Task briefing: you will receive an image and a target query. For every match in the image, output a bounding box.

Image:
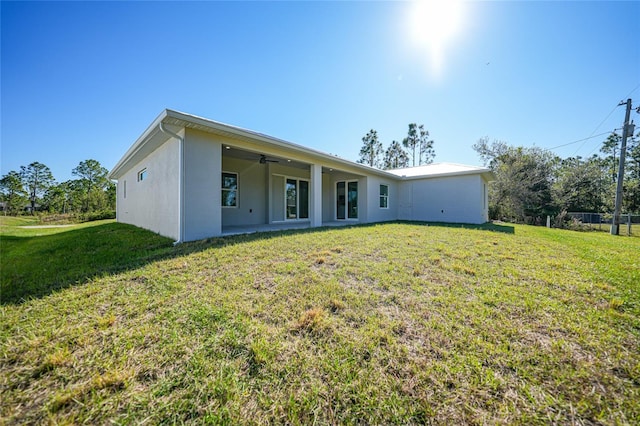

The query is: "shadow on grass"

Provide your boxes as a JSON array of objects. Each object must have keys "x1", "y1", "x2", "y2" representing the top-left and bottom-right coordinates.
[
  {"x1": 396, "y1": 220, "x2": 516, "y2": 234},
  {"x1": 1, "y1": 223, "x2": 177, "y2": 305},
  {"x1": 1, "y1": 220, "x2": 513, "y2": 305}
]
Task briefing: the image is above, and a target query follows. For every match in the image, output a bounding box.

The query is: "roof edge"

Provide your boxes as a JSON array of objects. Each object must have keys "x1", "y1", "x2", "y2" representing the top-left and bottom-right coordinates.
[
  {"x1": 108, "y1": 109, "x2": 170, "y2": 179},
  {"x1": 162, "y1": 109, "x2": 401, "y2": 178},
  {"x1": 110, "y1": 108, "x2": 399, "y2": 180},
  {"x1": 387, "y1": 162, "x2": 495, "y2": 181},
  {"x1": 398, "y1": 169, "x2": 495, "y2": 181},
  {"x1": 109, "y1": 110, "x2": 495, "y2": 183}
]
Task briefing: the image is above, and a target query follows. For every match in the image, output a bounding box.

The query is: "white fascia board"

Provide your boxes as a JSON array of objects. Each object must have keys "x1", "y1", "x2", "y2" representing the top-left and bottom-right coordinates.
[
  {"x1": 163, "y1": 109, "x2": 399, "y2": 180},
  {"x1": 109, "y1": 109, "x2": 493, "y2": 183},
  {"x1": 108, "y1": 110, "x2": 171, "y2": 180},
  {"x1": 387, "y1": 162, "x2": 495, "y2": 182},
  {"x1": 399, "y1": 169, "x2": 495, "y2": 181}
]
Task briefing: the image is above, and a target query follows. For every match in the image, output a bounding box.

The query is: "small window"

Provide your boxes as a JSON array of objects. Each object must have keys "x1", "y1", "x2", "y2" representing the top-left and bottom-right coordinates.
[
  {"x1": 379, "y1": 184, "x2": 389, "y2": 209},
  {"x1": 123, "y1": 180, "x2": 127, "y2": 198},
  {"x1": 137, "y1": 168, "x2": 147, "y2": 182},
  {"x1": 222, "y1": 172, "x2": 238, "y2": 207}
]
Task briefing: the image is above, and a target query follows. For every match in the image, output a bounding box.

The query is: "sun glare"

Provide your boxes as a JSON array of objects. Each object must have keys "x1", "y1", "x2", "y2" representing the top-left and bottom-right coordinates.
[{"x1": 409, "y1": 0, "x2": 464, "y2": 75}]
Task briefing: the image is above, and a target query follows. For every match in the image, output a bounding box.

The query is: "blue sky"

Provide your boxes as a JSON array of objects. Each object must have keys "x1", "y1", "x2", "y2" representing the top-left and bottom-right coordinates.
[{"x1": 2, "y1": 1, "x2": 639, "y2": 182}]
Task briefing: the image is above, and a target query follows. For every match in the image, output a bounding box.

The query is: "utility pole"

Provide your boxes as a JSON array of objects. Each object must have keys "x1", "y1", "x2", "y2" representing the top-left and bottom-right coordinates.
[{"x1": 611, "y1": 99, "x2": 633, "y2": 235}]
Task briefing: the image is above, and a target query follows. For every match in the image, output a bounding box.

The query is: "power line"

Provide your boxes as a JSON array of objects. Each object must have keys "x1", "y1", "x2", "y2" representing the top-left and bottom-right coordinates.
[
  {"x1": 572, "y1": 103, "x2": 620, "y2": 156},
  {"x1": 624, "y1": 83, "x2": 640, "y2": 98},
  {"x1": 571, "y1": 84, "x2": 640, "y2": 156},
  {"x1": 584, "y1": 128, "x2": 624, "y2": 157},
  {"x1": 547, "y1": 130, "x2": 613, "y2": 150}
]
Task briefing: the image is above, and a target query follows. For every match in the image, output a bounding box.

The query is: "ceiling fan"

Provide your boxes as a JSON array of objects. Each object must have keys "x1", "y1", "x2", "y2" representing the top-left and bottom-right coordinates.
[{"x1": 259, "y1": 155, "x2": 279, "y2": 164}]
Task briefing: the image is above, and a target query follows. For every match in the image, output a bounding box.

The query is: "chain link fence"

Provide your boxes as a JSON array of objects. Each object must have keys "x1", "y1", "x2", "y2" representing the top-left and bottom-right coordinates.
[{"x1": 561, "y1": 212, "x2": 639, "y2": 236}]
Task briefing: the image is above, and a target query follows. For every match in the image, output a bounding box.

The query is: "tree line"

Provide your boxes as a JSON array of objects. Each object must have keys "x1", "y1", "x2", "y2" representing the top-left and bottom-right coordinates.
[
  {"x1": 357, "y1": 123, "x2": 435, "y2": 169},
  {"x1": 0, "y1": 159, "x2": 115, "y2": 217},
  {"x1": 7, "y1": 129, "x2": 635, "y2": 224},
  {"x1": 474, "y1": 131, "x2": 640, "y2": 224}
]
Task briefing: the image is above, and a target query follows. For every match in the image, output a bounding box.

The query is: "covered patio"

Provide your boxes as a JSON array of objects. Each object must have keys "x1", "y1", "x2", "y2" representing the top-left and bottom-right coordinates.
[
  {"x1": 221, "y1": 144, "x2": 365, "y2": 234},
  {"x1": 221, "y1": 220, "x2": 356, "y2": 237}
]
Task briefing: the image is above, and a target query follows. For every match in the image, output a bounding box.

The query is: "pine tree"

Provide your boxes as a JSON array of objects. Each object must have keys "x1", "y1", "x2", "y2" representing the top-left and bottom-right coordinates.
[
  {"x1": 357, "y1": 129, "x2": 383, "y2": 168},
  {"x1": 0, "y1": 171, "x2": 27, "y2": 214},
  {"x1": 20, "y1": 162, "x2": 55, "y2": 214},
  {"x1": 403, "y1": 123, "x2": 435, "y2": 166},
  {"x1": 383, "y1": 141, "x2": 409, "y2": 169}
]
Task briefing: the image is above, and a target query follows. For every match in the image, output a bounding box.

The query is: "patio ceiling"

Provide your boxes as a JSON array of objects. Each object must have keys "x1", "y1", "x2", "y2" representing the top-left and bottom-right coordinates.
[{"x1": 222, "y1": 145, "x2": 309, "y2": 170}]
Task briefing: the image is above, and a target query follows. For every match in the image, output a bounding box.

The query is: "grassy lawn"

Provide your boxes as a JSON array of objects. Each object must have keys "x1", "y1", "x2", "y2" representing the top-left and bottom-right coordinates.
[
  {"x1": 1, "y1": 221, "x2": 638, "y2": 424},
  {"x1": 0, "y1": 215, "x2": 40, "y2": 227},
  {"x1": 584, "y1": 222, "x2": 640, "y2": 237},
  {"x1": 1, "y1": 219, "x2": 175, "y2": 303}
]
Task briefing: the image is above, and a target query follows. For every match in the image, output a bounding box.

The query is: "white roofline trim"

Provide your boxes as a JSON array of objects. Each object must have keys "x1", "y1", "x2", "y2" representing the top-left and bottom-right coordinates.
[
  {"x1": 387, "y1": 162, "x2": 495, "y2": 181},
  {"x1": 109, "y1": 110, "x2": 170, "y2": 179},
  {"x1": 396, "y1": 169, "x2": 495, "y2": 181},
  {"x1": 109, "y1": 109, "x2": 399, "y2": 180},
  {"x1": 109, "y1": 109, "x2": 494, "y2": 182},
  {"x1": 161, "y1": 109, "x2": 399, "y2": 179}
]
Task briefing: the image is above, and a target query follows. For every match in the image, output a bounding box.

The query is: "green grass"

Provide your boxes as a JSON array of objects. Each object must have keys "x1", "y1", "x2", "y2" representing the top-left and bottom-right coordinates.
[
  {"x1": 0, "y1": 215, "x2": 39, "y2": 227},
  {"x1": 1, "y1": 220, "x2": 175, "y2": 303},
  {"x1": 583, "y1": 222, "x2": 640, "y2": 237},
  {"x1": 1, "y1": 221, "x2": 638, "y2": 424}
]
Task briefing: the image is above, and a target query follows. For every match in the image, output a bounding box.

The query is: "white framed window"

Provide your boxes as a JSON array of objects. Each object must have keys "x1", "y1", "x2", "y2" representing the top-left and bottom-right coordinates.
[
  {"x1": 222, "y1": 172, "x2": 238, "y2": 208},
  {"x1": 379, "y1": 184, "x2": 389, "y2": 209},
  {"x1": 137, "y1": 168, "x2": 147, "y2": 182}
]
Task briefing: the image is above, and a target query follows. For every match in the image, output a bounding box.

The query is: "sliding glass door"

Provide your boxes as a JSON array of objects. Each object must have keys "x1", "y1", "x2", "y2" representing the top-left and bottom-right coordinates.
[
  {"x1": 336, "y1": 180, "x2": 357, "y2": 220},
  {"x1": 299, "y1": 180, "x2": 309, "y2": 219},
  {"x1": 347, "y1": 181, "x2": 358, "y2": 219},
  {"x1": 285, "y1": 178, "x2": 309, "y2": 220},
  {"x1": 337, "y1": 182, "x2": 346, "y2": 220}
]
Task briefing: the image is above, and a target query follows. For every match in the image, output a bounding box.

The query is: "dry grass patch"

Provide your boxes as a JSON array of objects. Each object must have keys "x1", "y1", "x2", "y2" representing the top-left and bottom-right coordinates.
[
  {"x1": 328, "y1": 299, "x2": 346, "y2": 313},
  {"x1": 294, "y1": 308, "x2": 328, "y2": 333},
  {"x1": 49, "y1": 369, "x2": 135, "y2": 413}
]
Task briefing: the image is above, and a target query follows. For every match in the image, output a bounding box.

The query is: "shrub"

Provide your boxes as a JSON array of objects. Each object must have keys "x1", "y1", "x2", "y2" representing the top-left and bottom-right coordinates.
[{"x1": 79, "y1": 210, "x2": 116, "y2": 222}]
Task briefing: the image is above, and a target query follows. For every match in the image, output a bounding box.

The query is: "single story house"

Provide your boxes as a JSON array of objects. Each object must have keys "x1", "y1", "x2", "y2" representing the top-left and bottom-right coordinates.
[{"x1": 108, "y1": 109, "x2": 494, "y2": 243}]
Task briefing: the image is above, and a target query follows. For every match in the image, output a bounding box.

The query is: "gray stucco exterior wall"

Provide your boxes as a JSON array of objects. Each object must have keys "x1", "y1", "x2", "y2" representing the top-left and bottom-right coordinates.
[
  {"x1": 183, "y1": 129, "x2": 222, "y2": 241},
  {"x1": 110, "y1": 110, "x2": 493, "y2": 242},
  {"x1": 398, "y1": 174, "x2": 488, "y2": 224},
  {"x1": 365, "y1": 176, "x2": 398, "y2": 224},
  {"x1": 116, "y1": 136, "x2": 180, "y2": 240}
]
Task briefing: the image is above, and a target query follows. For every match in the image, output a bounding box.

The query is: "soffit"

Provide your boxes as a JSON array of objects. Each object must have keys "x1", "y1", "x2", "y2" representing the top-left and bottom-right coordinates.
[
  {"x1": 113, "y1": 109, "x2": 489, "y2": 182},
  {"x1": 162, "y1": 110, "x2": 398, "y2": 179},
  {"x1": 222, "y1": 147, "x2": 309, "y2": 171},
  {"x1": 387, "y1": 163, "x2": 495, "y2": 182}
]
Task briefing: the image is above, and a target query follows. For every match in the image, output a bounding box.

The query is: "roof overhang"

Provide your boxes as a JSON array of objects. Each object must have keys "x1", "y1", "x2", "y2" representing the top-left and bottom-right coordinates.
[
  {"x1": 109, "y1": 109, "x2": 496, "y2": 183},
  {"x1": 398, "y1": 169, "x2": 496, "y2": 182},
  {"x1": 109, "y1": 109, "x2": 399, "y2": 180},
  {"x1": 387, "y1": 163, "x2": 495, "y2": 182}
]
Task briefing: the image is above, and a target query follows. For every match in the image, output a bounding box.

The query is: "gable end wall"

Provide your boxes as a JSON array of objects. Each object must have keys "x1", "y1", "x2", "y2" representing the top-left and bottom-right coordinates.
[{"x1": 399, "y1": 174, "x2": 487, "y2": 224}]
